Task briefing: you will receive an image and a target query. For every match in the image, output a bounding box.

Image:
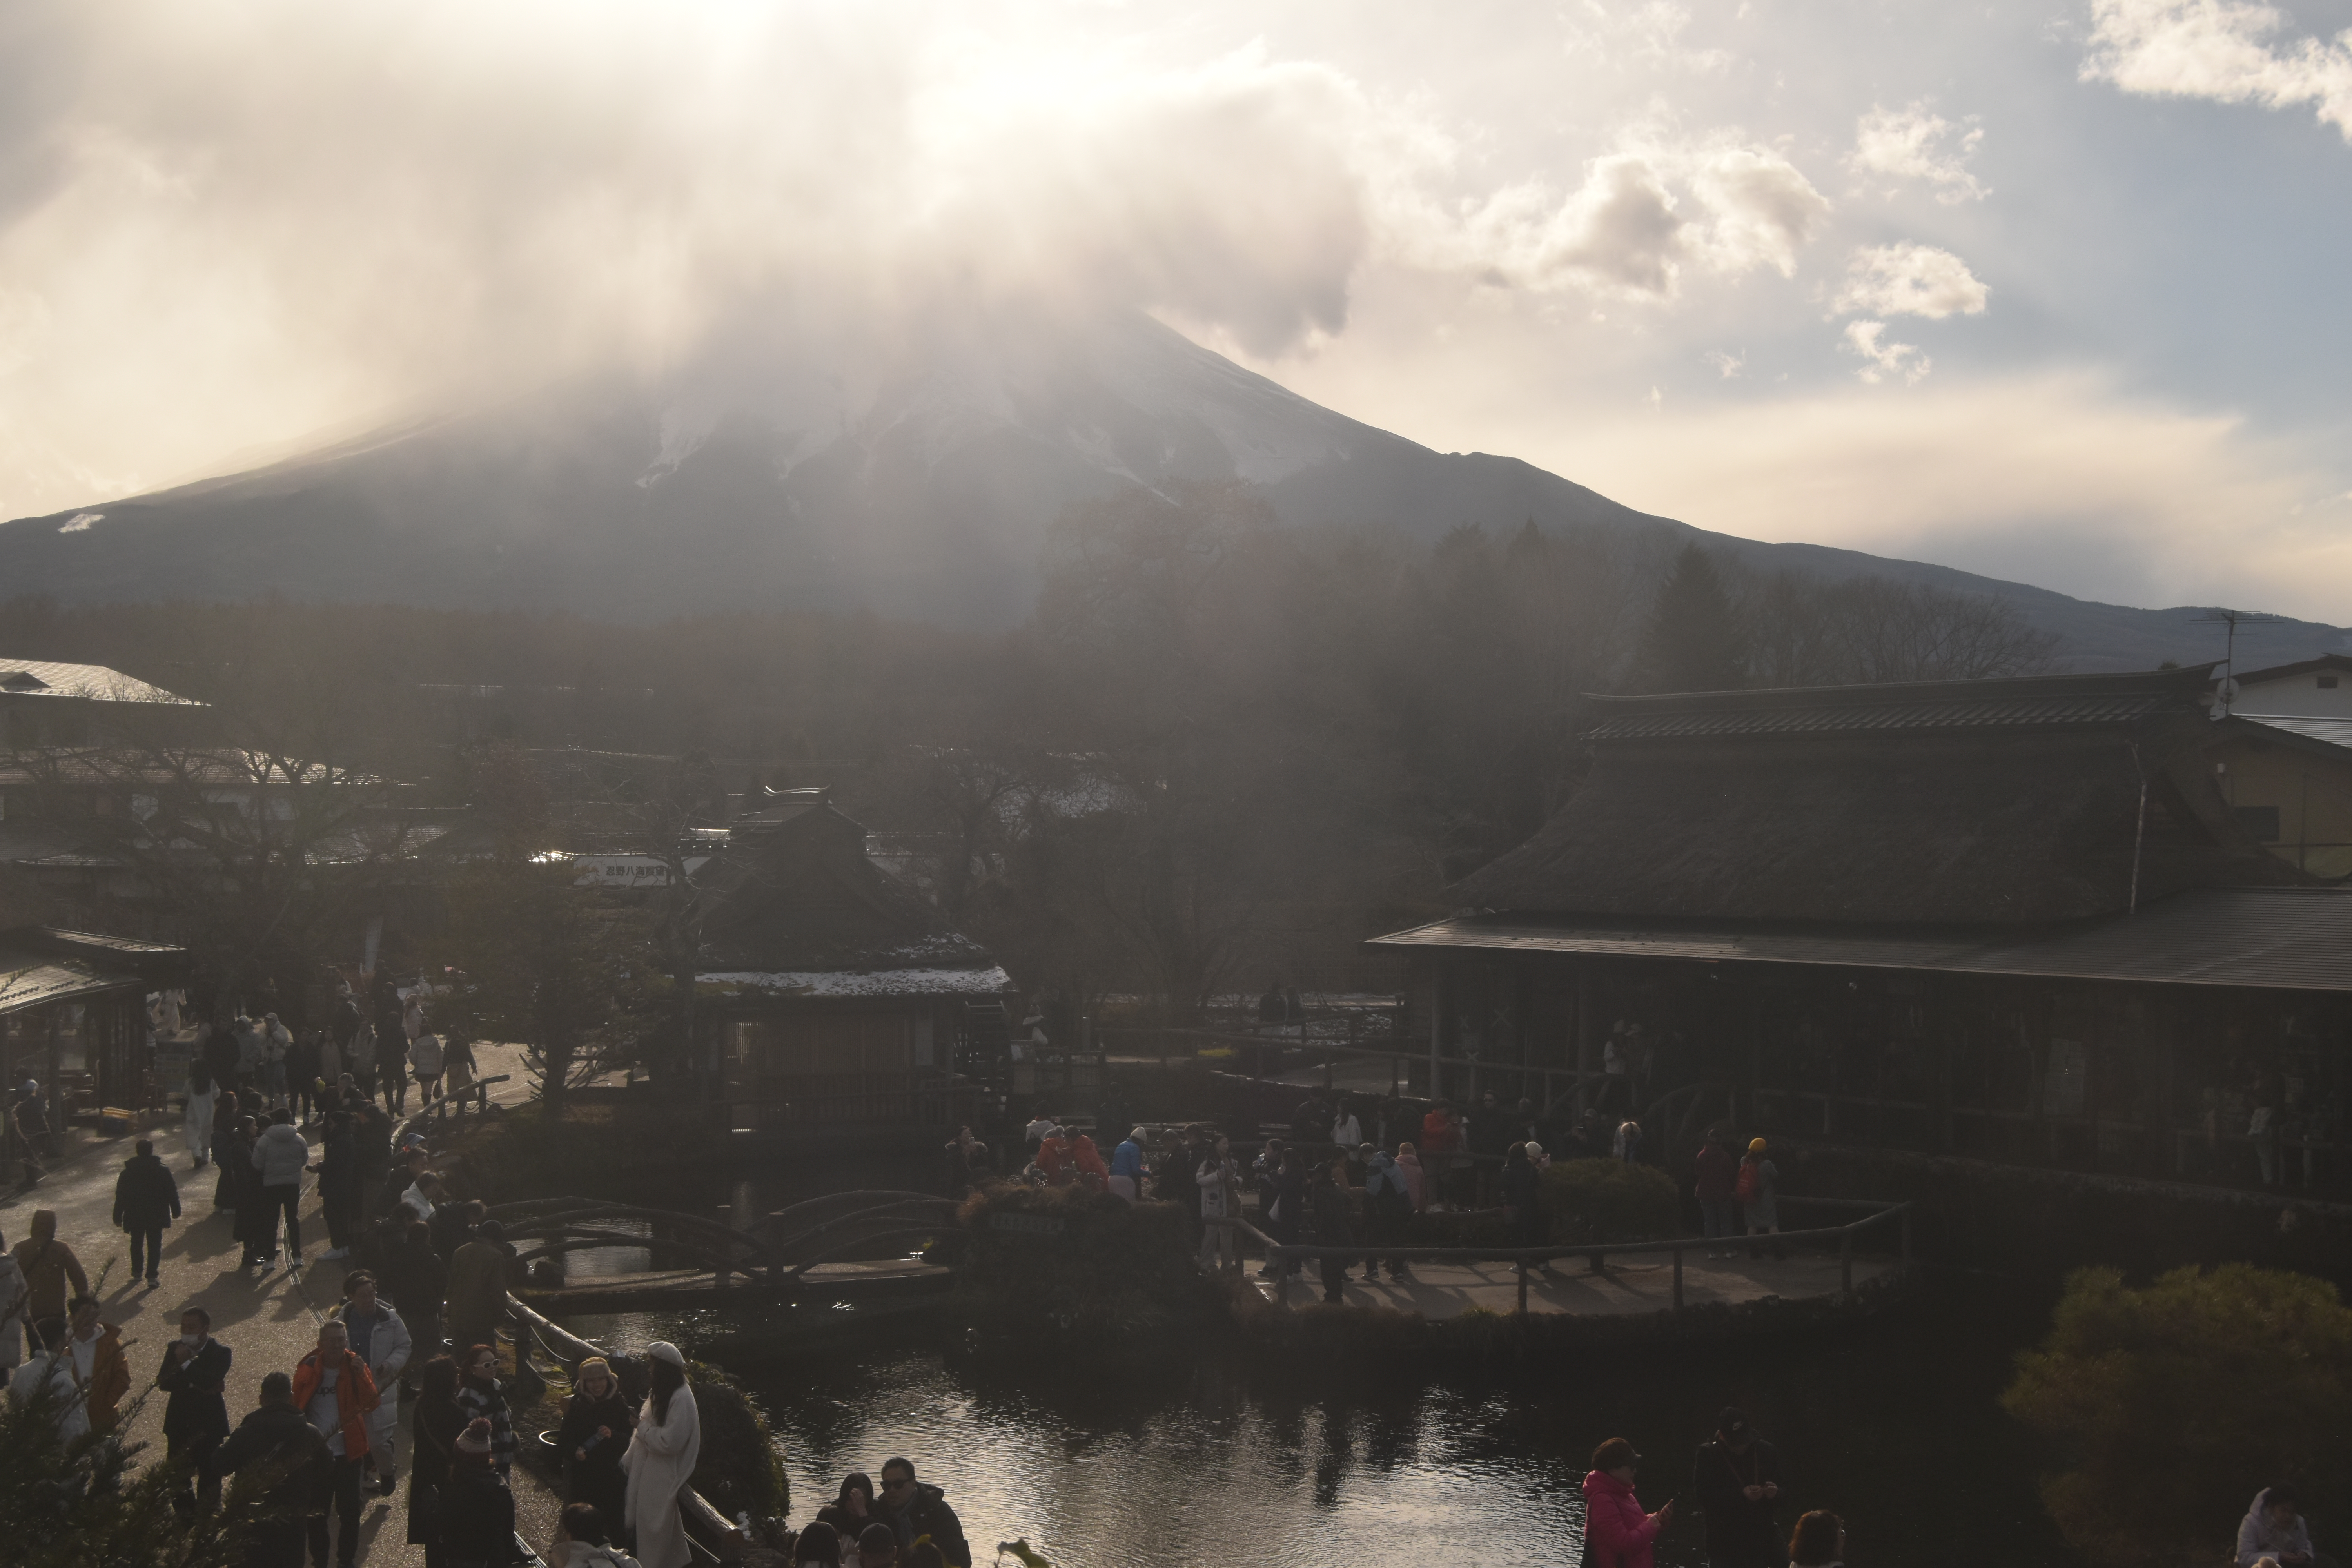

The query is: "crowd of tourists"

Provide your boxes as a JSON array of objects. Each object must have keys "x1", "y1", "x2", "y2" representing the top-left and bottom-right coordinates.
[
  {"x1": 796, "y1": 1461, "x2": 971, "y2": 1567},
  {"x1": 4, "y1": 1184, "x2": 702, "y2": 1568}
]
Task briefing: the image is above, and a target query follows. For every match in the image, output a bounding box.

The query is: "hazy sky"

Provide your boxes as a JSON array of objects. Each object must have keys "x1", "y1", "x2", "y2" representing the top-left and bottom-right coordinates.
[{"x1": 2, "y1": 0, "x2": 2350, "y2": 619}]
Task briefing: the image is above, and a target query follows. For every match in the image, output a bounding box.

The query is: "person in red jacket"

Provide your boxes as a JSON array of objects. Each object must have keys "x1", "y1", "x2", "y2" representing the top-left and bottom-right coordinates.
[
  {"x1": 1693, "y1": 1128, "x2": 1739, "y2": 1259},
  {"x1": 1582, "y1": 1437, "x2": 1674, "y2": 1568},
  {"x1": 292, "y1": 1319, "x2": 381, "y2": 1568}
]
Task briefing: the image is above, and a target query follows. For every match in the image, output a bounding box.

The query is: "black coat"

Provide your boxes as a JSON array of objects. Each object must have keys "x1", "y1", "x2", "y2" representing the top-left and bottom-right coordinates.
[
  {"x1": 1692, "y1": 1436, "x2": 1783, "y2": 1568},
  {"x1": 202, "y1": 1031, "x2": 241, "y2": 1084},
  {"x1": 443, "y1": 1455, "x2": 519, "y2": 1563},
  {"x1": 114, "y1": 1152, "x2": 182, "y2": 1231},
  {"x1": 218, "y1": 1402, "x2": 328, "y2": 1515},
  {"x1": 157, "y1": 1336, "x2": 233, "y2": 1439},
  {"x1": 408, "y1": 1397, "x2": 465, "y2": 1547},
  {"x1": 318, "y1": 1129, "x2": 359, "y2": 1197},
  {"x1": 557, "y1": 1387, "x2": 635, "y2": 1515},
  {"x1": 1310, "y1": 1179, "x2": 1354, "y2": 1244},
  {"x1": 886, "y1": 1483, "x2": 972, "y2": 1568}
]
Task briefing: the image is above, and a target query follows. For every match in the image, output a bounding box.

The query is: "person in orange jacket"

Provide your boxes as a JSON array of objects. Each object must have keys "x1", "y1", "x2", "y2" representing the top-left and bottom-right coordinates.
[{"x1": 291, "y1": 1318, "x2": 380, "y2": 1568}]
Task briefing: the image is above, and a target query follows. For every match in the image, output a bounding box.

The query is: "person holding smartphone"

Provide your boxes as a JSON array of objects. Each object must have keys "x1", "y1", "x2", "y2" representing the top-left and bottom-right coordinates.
[{"x1": 1583, "y1": 1437, "x2": 1674, "y2": 1568}]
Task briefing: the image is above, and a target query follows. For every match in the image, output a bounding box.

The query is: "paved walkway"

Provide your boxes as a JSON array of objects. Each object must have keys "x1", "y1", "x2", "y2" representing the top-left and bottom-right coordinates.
[
  {"x1": 1255, "y1": 1249, "x2": 1895, "y2": 1314},
  {"x1": 1, "y1": 1045, "x2": 557, "y2": 1568}
]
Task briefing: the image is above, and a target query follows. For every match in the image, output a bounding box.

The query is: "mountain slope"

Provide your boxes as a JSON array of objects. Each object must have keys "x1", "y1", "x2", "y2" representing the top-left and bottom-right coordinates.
[{"x1": 3, "y1": 310, "x2": 2345, "y2": 670}]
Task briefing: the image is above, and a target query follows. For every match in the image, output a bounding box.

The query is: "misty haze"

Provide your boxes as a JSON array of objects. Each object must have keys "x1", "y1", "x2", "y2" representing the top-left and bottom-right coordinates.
[{"x1": 2, "y1": 7, "x2": 2349, "y2": 1568}]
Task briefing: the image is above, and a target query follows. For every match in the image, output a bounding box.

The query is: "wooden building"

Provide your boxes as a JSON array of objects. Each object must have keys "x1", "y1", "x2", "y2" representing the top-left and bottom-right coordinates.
[
  {"x1": 692, "y1": 789, "x2": 1011, "y2": 1142},
  {"x1": 0, "y1": 927, "x2": 187, "y2": 1150},
  {"x1": 1367, "y1": 667, "x2": 2352, "y2": 1188}
]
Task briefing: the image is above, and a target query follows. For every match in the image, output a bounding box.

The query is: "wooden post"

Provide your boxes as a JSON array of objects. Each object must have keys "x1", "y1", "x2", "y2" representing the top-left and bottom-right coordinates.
[
  {"x1": 1839, "y1": 1226, "x2": 1853, "y2": 1300},
  {"x1": 1516, "y1": 1256, "x2": 1528, "y2": 1316},
  {"x1": 1575, "y1": 962, "x2": 1595, "y2": 1117},
  {"x1": 1430, "y1": 965, "x2": 1445, "y2": 1103},
  {"x1": 1672, "y1": 1246, "x2": 1684, "y2": 1309}
]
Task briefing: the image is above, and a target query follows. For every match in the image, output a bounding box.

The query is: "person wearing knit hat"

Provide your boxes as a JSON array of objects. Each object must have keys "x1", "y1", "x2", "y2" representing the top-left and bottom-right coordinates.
[
  {"x1": 445, "y1": 1415, "x2": 518, "y2": 1567},
  {"x1": 559, "y1": 1355, "x2": 635, "y2": 1528},
  {"x1": 624, "y1": 1343, "x2": 701, "y2": 1568}
]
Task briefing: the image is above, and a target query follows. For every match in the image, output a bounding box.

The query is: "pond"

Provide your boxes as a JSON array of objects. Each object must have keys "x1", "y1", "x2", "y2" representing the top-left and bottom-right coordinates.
[{"x1": 562, "y1": 1272, "x2": 2075, "y2": 1568}]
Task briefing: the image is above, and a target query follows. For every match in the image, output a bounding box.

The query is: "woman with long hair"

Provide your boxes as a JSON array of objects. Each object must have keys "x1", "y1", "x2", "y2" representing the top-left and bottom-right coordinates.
[
  {"x1": 790, "y1": 1521, "x2": 840, "y2": 1567},
  {"x1": 409, "y1": 1355, "x2": 465, "y2": 1568},
  {"x1": 622, "y1": 1343, "x2": 701, "y2": 1568},
  {"x1": 813, "y1": 1473, "x2": 877, "y2": 1559}
]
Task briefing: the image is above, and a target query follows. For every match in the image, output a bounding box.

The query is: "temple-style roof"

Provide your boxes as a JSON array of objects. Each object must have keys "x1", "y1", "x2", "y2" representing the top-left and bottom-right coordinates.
[
  {"x1": 1451, "y1": 666, "x2": 2308, "y2": 926},
  {"x1": 693, "y1": 790, "x2": 995, "y2": 979}
]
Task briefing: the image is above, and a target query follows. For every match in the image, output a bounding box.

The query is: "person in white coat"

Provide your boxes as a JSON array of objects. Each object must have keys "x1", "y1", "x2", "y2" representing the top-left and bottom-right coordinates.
[
  {"x1": 185, "y1": 1066, "x2": 219, "y2": 1168},
  {"x1": 622, "y1": 1341, "x2": 701, "y2": 1568},
  {"x1": 327, "y1": 1270, "x2": 412, "y2": 1492}
]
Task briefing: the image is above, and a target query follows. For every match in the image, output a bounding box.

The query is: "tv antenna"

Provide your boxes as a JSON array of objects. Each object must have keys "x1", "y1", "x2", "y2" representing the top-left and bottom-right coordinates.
[{"x1": 2192, "y1": 608, "x2": 2285, "y2": 716}]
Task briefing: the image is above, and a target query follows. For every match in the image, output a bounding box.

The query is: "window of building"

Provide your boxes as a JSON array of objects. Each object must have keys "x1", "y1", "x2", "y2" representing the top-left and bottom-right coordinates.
[
  {"x1": 2321, "y1": 674, "x2": 2340, "y2": 689},
  {"x1": 2234, "y1": 804, "x2": 2283, "y2": 842}
]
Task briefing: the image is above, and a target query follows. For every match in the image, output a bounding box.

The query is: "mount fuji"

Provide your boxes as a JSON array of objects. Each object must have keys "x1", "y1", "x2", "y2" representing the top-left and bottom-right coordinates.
[{"x1": 3, "y1": 309, "x2": 2345, "y2": 669}]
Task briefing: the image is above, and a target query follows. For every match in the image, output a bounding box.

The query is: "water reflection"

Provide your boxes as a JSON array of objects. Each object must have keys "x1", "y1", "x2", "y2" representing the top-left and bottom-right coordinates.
[{"x1": 564, "y1": 1278, "x2": 2071, "y2": 1568}]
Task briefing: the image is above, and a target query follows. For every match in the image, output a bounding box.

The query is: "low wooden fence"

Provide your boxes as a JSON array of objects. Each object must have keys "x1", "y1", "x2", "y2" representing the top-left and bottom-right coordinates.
[{"x1": 1213, "y1": 1195, "x2": 1913, "y2": 1313}]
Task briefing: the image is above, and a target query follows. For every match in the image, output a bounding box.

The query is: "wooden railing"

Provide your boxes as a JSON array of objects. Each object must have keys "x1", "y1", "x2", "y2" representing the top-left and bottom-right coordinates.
[{"x1": 1212, "y1": 1195, "x2": 1913, "y2": 1313}]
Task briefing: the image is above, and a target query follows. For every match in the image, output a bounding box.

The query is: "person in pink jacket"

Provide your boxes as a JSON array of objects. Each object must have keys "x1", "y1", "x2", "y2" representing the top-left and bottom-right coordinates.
[{"x1": 1581, "y1": 1437, "x2": 1675, "y2": 1568}]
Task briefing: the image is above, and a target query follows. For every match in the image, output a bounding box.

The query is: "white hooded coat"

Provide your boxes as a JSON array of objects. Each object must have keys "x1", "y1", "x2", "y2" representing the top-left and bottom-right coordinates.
[{"x1": 622, "y1": 1379, "x2": 701, "y2": 1568}]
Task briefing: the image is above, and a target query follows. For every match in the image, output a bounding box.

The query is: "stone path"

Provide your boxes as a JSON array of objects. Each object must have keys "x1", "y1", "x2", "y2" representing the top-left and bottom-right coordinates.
[{"x1": 0, "y1": 1045, "x2": 558, "y2": 1568}]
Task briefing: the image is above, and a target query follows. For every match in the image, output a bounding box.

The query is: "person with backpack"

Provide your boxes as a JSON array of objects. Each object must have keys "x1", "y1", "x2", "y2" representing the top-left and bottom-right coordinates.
[
  {"x1": 1362, "y1": 1145, "x2": 1414, "y2": 1282},
  {"x1": 1739, "y1": 1138, "x2": 1784, "y2": 1261}
]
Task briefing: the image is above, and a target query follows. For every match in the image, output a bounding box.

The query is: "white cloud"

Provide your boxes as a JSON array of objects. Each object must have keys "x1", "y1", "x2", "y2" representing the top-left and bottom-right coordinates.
[
  {"x1": 1848, "y1": 102, "x2": 1988, "y2": 202},
  {"x1": 1705, "y1": 349, "x2": 1746, "y2": 378},
  {"x1": 1842, "y1": 320, "x2": 1932, "y2": 384},
  {"x1": 1444, "y1": 135, "x2": 1831, "y2": 301},
  {"x1": 2082, "y1": 0, "x2": 2352, "y2": 139},
  {"x1": 1832, "y1": 243, "x2": 1990, "y2": 318}
]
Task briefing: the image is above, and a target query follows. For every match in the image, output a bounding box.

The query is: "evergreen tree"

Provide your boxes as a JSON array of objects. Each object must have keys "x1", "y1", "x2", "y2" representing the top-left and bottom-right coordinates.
[{"x1": 1634, "y1": 543, "x2": 1749, "y2": 692}]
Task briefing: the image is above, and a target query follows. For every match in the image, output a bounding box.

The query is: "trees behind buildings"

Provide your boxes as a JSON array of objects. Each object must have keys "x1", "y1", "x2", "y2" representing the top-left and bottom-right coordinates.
[{"x1": 0, "y1": 485, "x2": 2057, "y2": 1023}]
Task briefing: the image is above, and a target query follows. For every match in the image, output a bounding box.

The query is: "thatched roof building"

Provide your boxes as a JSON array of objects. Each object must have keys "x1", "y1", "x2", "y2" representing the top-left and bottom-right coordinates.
[
  {"x1": 1450, "y1": 665, "x2": 2305, "y2": 926},
  {"x1": 1365, "y1": 668, "x2": 2351, "y2": 1196}
]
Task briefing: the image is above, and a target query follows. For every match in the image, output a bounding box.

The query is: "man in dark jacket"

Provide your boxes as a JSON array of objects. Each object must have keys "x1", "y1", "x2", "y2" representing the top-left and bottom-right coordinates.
[
  {"x1": 218, "y1": 1371, "x2": 328, "y2": 1568},
  {"x1": 1310, "y1": 1158, "x2": 1356, "y2": 1304},
  {"x1": 314, "y1": 1112, "x2": 362, "y2": 1260},
  {"x1": 113, "y1": 1138, "x2": 182, "y2": 1288},
  {"x1": 877, "y1": 1457, "x2": 971, "y2": 1567},
  {"x1": 1692, "y1": 1406, "x2": 1782, "y2": 1568},
  {"x1": 158, "y1": 1305, "x2": 232, "y2": 1513}
]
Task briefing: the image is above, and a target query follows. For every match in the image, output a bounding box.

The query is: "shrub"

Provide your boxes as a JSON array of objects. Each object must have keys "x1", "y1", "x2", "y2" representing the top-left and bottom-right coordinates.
[
  {"x1": 684, "y1": 1360, "x2": 791, "y2": 1523},
  {"x1": 1538, "y1": 1158, "x2": 1679, "y2": 1245},
  {"x1": 2002, "y1": 1264, "x2": 2352, "y2": 1568},
  {"x1": 955, "y1": 1182, "x2": 1212, "y2": 1339}
]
